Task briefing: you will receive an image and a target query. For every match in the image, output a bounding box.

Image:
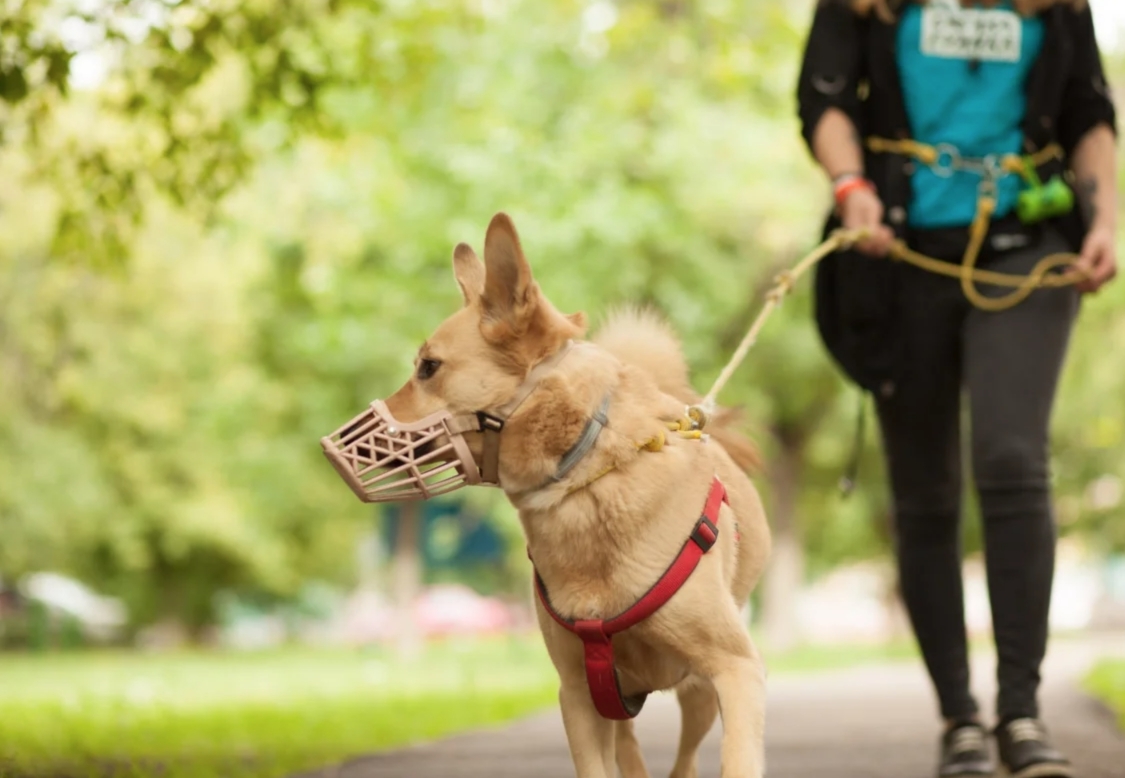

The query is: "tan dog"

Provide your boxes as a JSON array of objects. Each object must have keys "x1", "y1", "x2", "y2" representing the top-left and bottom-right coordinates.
[{"x1": 380, "y1": 213, "x2": 772, "y2": 778}]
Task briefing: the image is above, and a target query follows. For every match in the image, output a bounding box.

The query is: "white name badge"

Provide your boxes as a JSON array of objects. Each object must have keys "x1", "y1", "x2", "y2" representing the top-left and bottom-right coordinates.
[{"x1": 921, "y1": 6, "x2": 1023, "y2": 63}]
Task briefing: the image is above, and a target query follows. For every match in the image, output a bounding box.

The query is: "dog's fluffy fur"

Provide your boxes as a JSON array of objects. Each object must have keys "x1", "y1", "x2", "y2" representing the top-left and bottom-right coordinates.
[
  {"x1": 385, "y1": 214, "x2": 771, "y2": 778},
  {"x1": 594, "y1": 306, "x2": 762, "y2": 476}
]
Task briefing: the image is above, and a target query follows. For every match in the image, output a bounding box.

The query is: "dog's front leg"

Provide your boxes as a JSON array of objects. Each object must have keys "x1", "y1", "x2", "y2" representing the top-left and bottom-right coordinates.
[
  {"x1": 669, "y1": 677, "x2": 719, "y2": 778},
  {"x1": 559, "y1": 681, "x2": 616, "y2": 778},
  {"x1": 710, "y1": 646, "x2": 766, "y2": 778},
  {"x1": 615, "y1": 719, "x2": 652, "y2": 778}
]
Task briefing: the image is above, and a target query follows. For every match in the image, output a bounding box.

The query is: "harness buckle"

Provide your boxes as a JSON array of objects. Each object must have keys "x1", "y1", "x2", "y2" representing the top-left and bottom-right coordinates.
[
  {"x1": 476, "y1": 412, "x2": 505, "y2": 433},
  {"x1": 690, "y1": 515, "x2": 719, "y2": 552}
]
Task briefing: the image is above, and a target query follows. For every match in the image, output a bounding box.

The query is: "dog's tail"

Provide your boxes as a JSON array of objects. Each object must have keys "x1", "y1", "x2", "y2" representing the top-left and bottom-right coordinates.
[
  {"x1": 594, "y1": 306, "x2": 695, "y2": 400},
  {"x1": 593, "y1": 306, "x2": 761, "y2": 474}
]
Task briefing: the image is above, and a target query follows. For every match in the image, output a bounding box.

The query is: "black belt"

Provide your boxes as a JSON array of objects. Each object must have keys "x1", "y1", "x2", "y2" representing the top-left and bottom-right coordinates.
[{"x1": 906, "y1": 213, "x2": 1044, "y2": 266}]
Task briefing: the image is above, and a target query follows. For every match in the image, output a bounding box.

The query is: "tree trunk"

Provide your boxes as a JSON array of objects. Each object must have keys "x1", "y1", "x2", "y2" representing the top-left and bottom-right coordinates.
[
  {"x1": 761, "y1": 437, "x2": 805, "y2": 652},
  {"x1": 392, "y1": 503, "x2": 423, "y2": 659}
]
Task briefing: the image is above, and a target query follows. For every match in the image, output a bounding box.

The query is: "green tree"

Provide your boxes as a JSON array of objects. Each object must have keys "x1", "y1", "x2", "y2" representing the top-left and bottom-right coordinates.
[{"x1": 2, "y1": 0, "x2": 1122, "y2": 639}]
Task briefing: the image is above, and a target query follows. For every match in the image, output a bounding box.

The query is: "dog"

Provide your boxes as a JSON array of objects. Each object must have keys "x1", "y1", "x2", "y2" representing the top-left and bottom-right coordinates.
[{"x1": 349, "y1": 213, "x2": 771, "y2": 777}]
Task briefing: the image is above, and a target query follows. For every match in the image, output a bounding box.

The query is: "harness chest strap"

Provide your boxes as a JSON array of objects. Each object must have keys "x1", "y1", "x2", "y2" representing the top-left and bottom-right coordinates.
[{"x1": 532, "y1": 476, "x2": 729, "y2": 720}]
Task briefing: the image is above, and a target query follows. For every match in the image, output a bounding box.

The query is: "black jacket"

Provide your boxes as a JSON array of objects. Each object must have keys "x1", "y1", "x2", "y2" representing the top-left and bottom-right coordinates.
[{"x1": 796, "y1": 0, "x2": 1117, "y2": 395}]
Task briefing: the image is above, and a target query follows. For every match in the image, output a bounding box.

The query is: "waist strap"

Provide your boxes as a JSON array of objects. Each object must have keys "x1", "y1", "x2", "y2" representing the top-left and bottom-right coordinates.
[
  {"x1": 866, "y1": 137, "x2": 1063, "y2": 181},
  {"x1": 862, "y1": 137, "x2": 1079, "y2": 312}
]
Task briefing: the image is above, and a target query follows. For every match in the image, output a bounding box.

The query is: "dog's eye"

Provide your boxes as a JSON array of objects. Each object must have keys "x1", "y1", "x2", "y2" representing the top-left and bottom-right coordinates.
[{"x1": 417, "y1": 358, "x2": 442, "y2": 381}]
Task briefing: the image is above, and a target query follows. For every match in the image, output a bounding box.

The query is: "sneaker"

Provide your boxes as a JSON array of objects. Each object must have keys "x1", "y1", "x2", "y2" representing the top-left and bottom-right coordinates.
[
  {"x1": 939, "y1": 722, "x2": 994, "y2": 777},
  {"x1": 995, "y1": 718, "x2": 1075, "y2": 778}
]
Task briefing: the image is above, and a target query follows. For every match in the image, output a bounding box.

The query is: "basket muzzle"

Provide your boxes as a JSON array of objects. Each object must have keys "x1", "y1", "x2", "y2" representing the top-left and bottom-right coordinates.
[
  {"x1": 321, "y1": 342, "x2": 578, "y2": 503},
  {"x1": 320, "y1": 401, "x2": 496, "y2": 503}
]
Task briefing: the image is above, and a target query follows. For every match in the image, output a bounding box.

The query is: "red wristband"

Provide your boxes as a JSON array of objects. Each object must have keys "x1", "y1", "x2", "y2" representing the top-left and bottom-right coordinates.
[{"x1": 833, "y1": 176, "x2": 875, "y2": 210}]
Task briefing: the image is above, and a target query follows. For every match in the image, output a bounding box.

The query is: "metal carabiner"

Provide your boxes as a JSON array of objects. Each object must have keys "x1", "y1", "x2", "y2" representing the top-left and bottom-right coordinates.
[
  {"x1": 982, "y1": 154, "x2": 1005, "y2": 181},
  {"x1": 932, "y1": 143, "x2": 961, "y2": 178}
]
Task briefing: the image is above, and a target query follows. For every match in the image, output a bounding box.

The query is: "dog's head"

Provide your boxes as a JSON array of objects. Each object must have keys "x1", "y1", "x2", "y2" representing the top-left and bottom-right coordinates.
[
  {"x1": 384, "y1": 212, "x2": 586, "y2": 431},
  {"x1": 322, "y1": 213, "x2": 588, "y2": 502}
]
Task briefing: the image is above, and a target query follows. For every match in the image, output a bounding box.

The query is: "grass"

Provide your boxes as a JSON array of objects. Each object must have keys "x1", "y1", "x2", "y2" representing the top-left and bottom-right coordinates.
[
  {"x1": 0, "y1": 632, "x2": 920, "y2": 778},
  {"x1": 1085, "y1": 658, "x2": 1125, "y2": 730},
  {"x1": 761, "y1": 635, "x2": 919, "y2": 674},
  {"x1": 0, "y1": 635, "x2": 558, "y2": 778}
]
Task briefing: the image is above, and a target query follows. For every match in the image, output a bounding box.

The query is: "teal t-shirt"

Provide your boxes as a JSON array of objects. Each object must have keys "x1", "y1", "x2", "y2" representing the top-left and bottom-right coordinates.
[{"x1": 896, "y1": 1, "x2": 1044, "y2": 228}]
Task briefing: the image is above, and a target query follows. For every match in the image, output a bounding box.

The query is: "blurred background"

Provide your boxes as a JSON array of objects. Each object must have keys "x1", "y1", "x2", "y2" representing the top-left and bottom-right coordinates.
[{"x1": 2, "y1": 1, "x2": 1124, "y2": 776}]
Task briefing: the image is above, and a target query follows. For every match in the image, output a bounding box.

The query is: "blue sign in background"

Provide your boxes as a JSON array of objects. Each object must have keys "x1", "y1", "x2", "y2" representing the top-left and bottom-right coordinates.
[{"x1": 381, "y1": 502, "x2": 506, "y2": 569}]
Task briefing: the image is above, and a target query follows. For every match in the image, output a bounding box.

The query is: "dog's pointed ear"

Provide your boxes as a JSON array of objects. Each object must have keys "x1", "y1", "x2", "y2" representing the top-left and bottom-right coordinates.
[
  {"x1": 453, "y1": 243, "x2": 485, "y2": 307},
  {"x1": 482, "y1": 212, "x2": 535, "y2": 327}
]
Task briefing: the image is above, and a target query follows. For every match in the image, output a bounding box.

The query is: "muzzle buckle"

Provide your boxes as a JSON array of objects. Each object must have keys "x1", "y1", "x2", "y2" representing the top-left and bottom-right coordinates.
[{"x1": 476, "y1": 412, "x2": 506, "y2": 433}]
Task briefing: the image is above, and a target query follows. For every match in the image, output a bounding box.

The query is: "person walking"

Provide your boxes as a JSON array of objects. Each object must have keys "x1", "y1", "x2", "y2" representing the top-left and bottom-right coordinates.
[{"x1": 796, "y1": 2, "x2": 1117, "y2": 777}]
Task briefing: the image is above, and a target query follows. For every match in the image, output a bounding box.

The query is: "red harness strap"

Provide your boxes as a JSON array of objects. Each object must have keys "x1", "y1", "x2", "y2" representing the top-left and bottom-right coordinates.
[{"x1": 533, "y1": 476, "x2": 729, "y2": 720}]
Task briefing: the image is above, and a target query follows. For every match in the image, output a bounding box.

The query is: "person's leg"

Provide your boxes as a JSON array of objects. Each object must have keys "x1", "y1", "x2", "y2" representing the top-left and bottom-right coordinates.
[
  {"x1": 875, "y1": 264, "x2": 980, "y2": 723},
  {"x1": 964, "y1": 227, "x2": 1080, "y2": 725}
]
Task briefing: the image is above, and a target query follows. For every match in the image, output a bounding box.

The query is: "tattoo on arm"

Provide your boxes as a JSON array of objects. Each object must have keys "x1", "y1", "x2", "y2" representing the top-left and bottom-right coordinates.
[{"x1": 1077, "y1": 178, "x2": 1098, "y2": 225}]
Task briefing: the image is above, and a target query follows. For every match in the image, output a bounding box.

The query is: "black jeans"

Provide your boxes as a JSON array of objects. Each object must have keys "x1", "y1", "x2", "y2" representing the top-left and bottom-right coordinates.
[{"x1": 875, "y1": 221, "x2": 1080, "y2": 723}]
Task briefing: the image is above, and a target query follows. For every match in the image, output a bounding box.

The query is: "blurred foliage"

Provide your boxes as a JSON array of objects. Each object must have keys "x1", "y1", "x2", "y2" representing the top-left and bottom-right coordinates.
[
  {"x1": 1085, "y1": 659, "x2": 1125, "y2": 730},
  {"x1": 1, "y1": 0, "x2": 1123, "y2": 632}
]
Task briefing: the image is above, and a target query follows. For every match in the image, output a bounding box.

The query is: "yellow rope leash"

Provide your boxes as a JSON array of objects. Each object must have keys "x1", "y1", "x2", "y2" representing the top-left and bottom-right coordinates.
[
  {"x1": 695, "y1": 193, "x2": 1088, "y2": 414},
  {"x1": 894, "y1": 195, "x2": 1087, "y2": 312},
  {"x1": 863, "y1": 137, "x2": 1088, "y2": 311},
  {"x1": 699, "y1": 234, "x2": 852, "y2": 412},
  {"x1": 581, "y1": 138, "x2": 1090, "y2": 445}
]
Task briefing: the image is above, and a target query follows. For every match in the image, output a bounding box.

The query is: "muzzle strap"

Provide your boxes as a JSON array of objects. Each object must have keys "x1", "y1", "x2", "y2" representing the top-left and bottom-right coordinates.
[
  {"x1": 469, "y1": 342, "x2": 577, "y2": 486},
  {"x1": 477, "y1": 412, "x2": 506, "y2": 485}
]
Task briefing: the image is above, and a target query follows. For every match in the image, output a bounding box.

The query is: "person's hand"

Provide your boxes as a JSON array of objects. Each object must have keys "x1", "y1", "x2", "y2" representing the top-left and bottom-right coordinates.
[
  {"x1": 1074, "y1": 223, "x2": 1118, "y2": 294},
  {"x1": 839, "y1": 183, "x2": 895, "y2": 257}
]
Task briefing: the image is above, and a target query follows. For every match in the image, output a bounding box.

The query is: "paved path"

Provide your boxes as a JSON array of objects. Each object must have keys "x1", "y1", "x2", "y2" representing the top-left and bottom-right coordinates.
[{"x1": 302, "y1": 633, "x2": 1125, "y2": 778}]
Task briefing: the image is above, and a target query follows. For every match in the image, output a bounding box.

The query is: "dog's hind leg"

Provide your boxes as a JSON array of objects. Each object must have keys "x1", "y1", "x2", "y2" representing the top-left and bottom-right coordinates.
[
  {"x1": 615, "y1": 720, "x2": 651, "y2": 778},
  {"x1": 668, "y1": 677, "x2": 719, "y2": 778},
  {"x1": 710, "y1": 640, "x2": 767, "y2": 778},
  {"x1": 559, "y1": 681, "x2": 616, "y2": 778}
]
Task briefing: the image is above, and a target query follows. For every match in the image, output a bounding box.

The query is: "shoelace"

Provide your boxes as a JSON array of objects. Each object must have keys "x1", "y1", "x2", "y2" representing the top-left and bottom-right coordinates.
[
  {"x1": 1007, "y1": 718, "x2": 1045, "y2": 743},
  {"x1": 950, "y1": 727, "x2": 986, "y2": 754}
]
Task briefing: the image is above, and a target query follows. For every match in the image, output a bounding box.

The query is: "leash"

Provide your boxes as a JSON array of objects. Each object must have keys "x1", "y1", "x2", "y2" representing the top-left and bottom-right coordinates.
[
  {"x1": 864, "y1": 137, "x2": 1088, "y2": 313},
  {"x1": 696, "y1": 166, "x2": 1090, "y2": 417},
  {"x1": 697, "y1": 222, "x2": 1087, "y2": 418},
  {"x1": 687, "y1": 217, "x2": 1085, "y2": 496},
  {"x1": 677, "y1": 138, "x2": 1091, "y2": 493},
  {"x1": 698, "y1": 230, "x2": 856, "y2": 415}
]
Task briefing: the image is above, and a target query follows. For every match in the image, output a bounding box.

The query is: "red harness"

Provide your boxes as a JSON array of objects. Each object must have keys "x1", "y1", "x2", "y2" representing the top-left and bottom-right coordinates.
[{"x1": 533, "y1": 476, "x2": 728, "y2": 720}]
